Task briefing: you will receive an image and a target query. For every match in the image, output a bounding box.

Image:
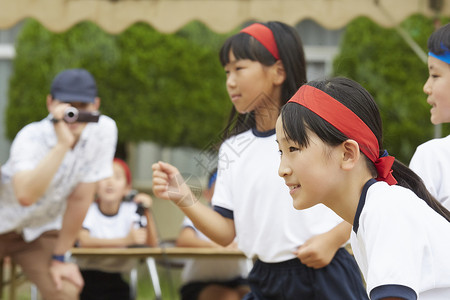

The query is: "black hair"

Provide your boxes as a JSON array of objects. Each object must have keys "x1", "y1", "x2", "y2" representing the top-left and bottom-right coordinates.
[
  {"x1": 428, "y1": 23, "x2": 450, "y2": 54},
  {"x1": 219, "y1": 21, "x2": 307, "y2": 140},
  {"x1": 281, "y1": 77, "x2": 450, "y2": 222}
]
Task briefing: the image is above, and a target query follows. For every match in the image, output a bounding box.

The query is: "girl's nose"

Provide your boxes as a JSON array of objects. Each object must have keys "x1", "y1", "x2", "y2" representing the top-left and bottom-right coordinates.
[
  {"x1": 423, "y1": 78, "x2": 432, "y2": 95},
  {"x1": 226, "y1": 73, "x2": 236, "y2": 88},
  {"x1": 278, "y1": 161, "x2": 291, "y2": 178}
]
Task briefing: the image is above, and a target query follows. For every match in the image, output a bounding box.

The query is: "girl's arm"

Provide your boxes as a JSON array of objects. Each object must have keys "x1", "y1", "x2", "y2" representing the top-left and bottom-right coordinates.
[
  {"x1": 152, "y1": 161, "x2": 236, "y2": 246},
  {"x1": 176, "y1": 227, "x2": 222, "y2": 248},
  {"x1": 295, "y1": 221, "x2": 351, "y2": 269},
  {"x1": 133, "y1": 192, "x2": 159, "y2": 247},
  {"x1": 77, "y1": 226, "x2": 146, "y2": 248},
  {"x1": 143, "y1": 209, "x2": 159, "y2": 247}
]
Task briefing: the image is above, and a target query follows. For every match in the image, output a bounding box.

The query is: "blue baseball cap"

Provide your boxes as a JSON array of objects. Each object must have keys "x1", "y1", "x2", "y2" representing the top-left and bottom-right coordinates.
[{"x1": 50, "y1": 69, "x2": 97, "y2": 103}]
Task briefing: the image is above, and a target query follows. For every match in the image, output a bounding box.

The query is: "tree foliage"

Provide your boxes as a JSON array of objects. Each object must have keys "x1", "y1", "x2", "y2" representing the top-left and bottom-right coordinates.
[
  {"x1": 333, "y1": 15, "x2": 450, "y2": 163},
  {"x1": 7, "y1": 19, "x2": 232, "y2": 149}
]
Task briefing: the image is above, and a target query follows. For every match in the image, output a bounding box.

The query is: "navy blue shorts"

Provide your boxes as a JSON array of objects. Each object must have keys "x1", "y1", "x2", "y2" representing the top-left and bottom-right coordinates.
[
  {"x1": 180, "y1": 276, "x2": 248, "y2": 300},
  {"x1": 242, "y1": 248, "x2": 368, "y2": 300},
  {"x1": 80, "y1": 270, "x2": 131, "y2": 300}
]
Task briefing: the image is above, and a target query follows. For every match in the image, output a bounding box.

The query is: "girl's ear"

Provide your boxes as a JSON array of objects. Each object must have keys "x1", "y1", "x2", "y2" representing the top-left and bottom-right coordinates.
[
  {"x1": 272, "y1": 60, "x2": 286, "y2": 86},
  {"x1": 341, "y1": 139, "x2": 360, "y2": 171}
]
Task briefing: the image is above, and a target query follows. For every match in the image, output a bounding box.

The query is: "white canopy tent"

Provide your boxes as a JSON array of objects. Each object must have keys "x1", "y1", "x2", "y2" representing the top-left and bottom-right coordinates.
[{"x1": 0, "y1": 0, "x2": 449, "y2": 34}]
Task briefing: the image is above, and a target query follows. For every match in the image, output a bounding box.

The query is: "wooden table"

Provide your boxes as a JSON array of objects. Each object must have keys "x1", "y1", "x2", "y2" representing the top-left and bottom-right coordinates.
[
  {"x1": 71, "y1": 247, "x2": 248, "y2": 300},
  {"x1": 70, "y1": 246, "x2": 247, "y2": 259},
  {"x1": 1, "y1": 247, "x2": 247, "y2": 300}
]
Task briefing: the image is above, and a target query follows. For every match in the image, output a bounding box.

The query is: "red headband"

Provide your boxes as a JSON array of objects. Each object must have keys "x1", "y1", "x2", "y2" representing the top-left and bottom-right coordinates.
[
  {"x1": 240, "y1": 23, "x2": 280, "y2": 60},
  {"x1": 113, "y1": 158, "x2": 132, "y2": 185},
  {"x1": 288, "y1": 85, "x2": 397, "y2": 185}
]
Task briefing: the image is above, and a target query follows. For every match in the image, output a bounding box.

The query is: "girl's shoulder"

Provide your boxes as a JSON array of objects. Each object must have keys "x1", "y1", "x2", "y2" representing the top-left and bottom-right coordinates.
[
  {"x1": 119, "y1": 201, "x2": 138, "y2": 213},
  {"x1": 219, "y1": 128, "x2": 276, "y2": 158},
  {"x1": 219, "y1": 128, "x2": 253, "y2": 150},
  {"x1": 364, "y1": 182, "x2": 422, "y2": 214},
  {"x1": 416, "y1": 135, "x2": 450, "y2": 152}
]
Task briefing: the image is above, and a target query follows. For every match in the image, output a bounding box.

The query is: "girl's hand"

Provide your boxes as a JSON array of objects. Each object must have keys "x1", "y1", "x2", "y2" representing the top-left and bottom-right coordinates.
[
  {"x1": 294, "y1": 232, "x2": 338, "y2": 269},
  {"x1": 152, "y1": 161, "x2": 196, "y2": 207},
  {"x1": 133, "y1": 193, "x2": 153, "y2": 208},
  {"x1": 127, "y1": 226, "x2": 147, "y2": 245}
]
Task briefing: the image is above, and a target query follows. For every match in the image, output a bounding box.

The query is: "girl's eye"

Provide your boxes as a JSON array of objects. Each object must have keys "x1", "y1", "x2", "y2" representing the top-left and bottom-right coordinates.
[{"x1": 278, "y1": 150, "x2": 283, "y2": 156}]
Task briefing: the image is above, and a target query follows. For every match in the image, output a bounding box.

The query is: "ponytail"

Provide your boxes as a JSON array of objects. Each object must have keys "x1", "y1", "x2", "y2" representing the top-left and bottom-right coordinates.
[{"x1": 392, "y1": 159, "x2": 450, "y2": 222}]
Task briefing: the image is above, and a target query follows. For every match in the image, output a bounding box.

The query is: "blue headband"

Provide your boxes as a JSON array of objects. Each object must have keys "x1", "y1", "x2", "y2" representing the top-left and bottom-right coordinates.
[
  {"x1": 429, "y1": 51, "x2": 450, "y2": 64},
  {"x1": 429, "y1": 42, "x2": 450, "y2": 64}
]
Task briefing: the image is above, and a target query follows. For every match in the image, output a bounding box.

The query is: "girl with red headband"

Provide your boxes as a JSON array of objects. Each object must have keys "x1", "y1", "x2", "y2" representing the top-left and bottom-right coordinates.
[
  {"x1": 153, "y1": 22, "x2": 367, "y2": 299},
  {"x1": 277, "y1": 77, "x2": 450, "y2": 300},
  {"x1": 77, "y1": 158, "x2": 158, "y2": 300}
]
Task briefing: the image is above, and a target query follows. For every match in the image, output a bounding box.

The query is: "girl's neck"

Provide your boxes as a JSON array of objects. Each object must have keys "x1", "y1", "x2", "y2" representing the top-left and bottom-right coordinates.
[
  {"x1": 328, "y1": 175, "x2": 374, "y2": 225},
  {"x1": 98, "y1": 200, "x2": 121, "y2": 216},
  {"x1": 254, "y1": 98, "x2": 281, "y2": 132}
]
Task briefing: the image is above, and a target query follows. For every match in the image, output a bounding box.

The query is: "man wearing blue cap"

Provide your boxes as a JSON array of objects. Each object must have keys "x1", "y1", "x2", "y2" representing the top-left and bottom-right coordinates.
[{"x1": 0, "y1": 68, "x2": 118, "y2": 299}]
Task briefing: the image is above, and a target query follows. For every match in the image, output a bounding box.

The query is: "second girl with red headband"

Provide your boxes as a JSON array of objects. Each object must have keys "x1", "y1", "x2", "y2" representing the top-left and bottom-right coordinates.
[
  {"x1": 153, "y1": 22, "x2": 368, "y2": 299},
  {"x1": 278, "y1": 77, "x2": 450, "y2": 299}
]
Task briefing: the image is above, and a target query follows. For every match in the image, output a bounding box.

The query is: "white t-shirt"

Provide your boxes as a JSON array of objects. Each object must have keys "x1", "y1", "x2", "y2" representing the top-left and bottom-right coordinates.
[
  {"x1": 212, "y1": 128, "x2": 343, "y2": 263},
  {"x1": 76, "y1": 201, "x2": 144, "y2": 273},
  {"x1": 351, "y1": 179, "x2": 450, "y2": 300},
  {"x1": 180, "y1": 217, "x2": 249, "y2": 284},
  {"x1": 410, "y1": 135, "x2": 450, "y2": 210},
  {"x1": 82, "y1": 201, "x2": 143, "y2": 238},
  {"x1": 0, "y1": 115, "x2": 117, "y2": 242}
]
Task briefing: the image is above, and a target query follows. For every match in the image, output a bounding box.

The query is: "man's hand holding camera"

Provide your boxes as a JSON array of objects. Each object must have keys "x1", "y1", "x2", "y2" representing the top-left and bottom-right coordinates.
[{"x1": 49, "y1": 102, "x2": 77, "y2": 149}]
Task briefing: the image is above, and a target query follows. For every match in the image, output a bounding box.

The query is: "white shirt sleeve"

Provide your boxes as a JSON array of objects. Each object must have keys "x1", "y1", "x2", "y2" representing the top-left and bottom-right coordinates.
[
  {"x1": 211, "y1": 144, "x2": 234, "y2": 212},
  {"x1": 360, "y1": 193, "x2": 424, "y2": 296},
  {"x1": 82, "y1": 116, "x2": 118, "y2": 183},
  {"x1": 9, "y1": 123, "x2": 50, "y2": 174},
  {"x1": 410, "y1": 142, "x2": 440, "y2": 199}
]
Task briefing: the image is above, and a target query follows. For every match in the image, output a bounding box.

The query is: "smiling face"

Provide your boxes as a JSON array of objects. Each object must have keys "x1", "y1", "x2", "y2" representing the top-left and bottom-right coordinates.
[
  {"x1": 97, "y1": 162, "x2": 130, "y2": 205},
  {"x1": 276, "y1": 116, "x2": 342, "y2": 210},
  {"x1": 423, "y1": 55, "x2": 450, "y2": 125}
]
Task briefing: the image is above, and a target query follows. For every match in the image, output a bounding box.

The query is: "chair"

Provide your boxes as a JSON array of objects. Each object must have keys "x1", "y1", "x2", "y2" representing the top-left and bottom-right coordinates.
[
  {"x1": 128, "y1": 257, "x2": 162, "y2": 300},
  {"x1": 0, "y1": 257, "x2": 30, "y2": 300},
  {"x1": 145, "y1": 258, "x2": 162, "y2": 300}
]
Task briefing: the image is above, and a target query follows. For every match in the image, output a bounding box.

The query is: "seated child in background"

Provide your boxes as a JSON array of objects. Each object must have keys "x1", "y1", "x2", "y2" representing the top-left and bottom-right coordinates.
[
  {"x1": 176, "y1": 169, "x2": 250, "y2": 300},
  {"x1": 76, "y1": 158, "x2": 158, "y2": 300}
]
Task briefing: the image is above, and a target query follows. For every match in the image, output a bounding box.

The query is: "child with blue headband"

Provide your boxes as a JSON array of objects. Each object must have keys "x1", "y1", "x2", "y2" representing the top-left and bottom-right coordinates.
[{"x1": 410, "y1": 23, "x2": 450, "y2": 211}]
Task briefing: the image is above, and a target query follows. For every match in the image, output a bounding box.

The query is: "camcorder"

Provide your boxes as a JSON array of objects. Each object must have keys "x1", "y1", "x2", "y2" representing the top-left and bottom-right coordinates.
[
  {"x1": 124, "y1": 190, "x2": 147, "y2": 227},
  {"x1": 63, "y1": 107, "x2": 100, "y2": 123}
]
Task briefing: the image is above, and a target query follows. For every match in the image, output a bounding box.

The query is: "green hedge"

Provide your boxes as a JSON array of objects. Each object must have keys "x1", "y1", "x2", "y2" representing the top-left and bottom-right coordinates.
[
  {"x1": 333, "y1": 15, "x2": 450, "y2": 163},
  {"x1": 7, "y1": 20, "x2": 233, "y2": 149}
]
